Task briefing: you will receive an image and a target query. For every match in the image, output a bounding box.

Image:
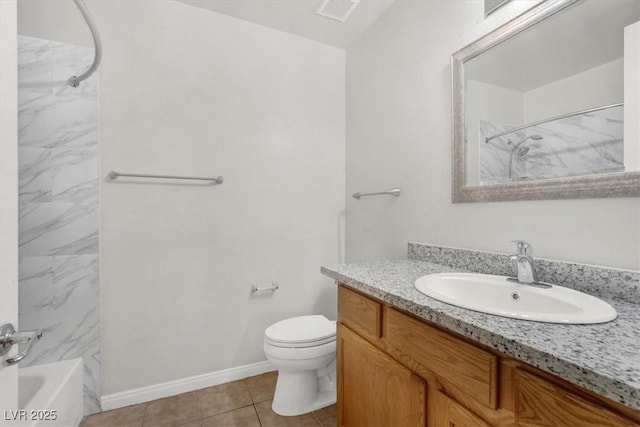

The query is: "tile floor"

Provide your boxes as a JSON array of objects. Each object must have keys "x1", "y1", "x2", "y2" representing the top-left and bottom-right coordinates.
[{"x1": 80, "y1": 372, "x2": 336, "y2": 427}]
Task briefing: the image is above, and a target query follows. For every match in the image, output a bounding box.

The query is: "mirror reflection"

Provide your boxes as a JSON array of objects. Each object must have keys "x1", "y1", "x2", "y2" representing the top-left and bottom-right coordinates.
[{"x1": 465, "y1": 0, "x2": 640, "y2": 186}]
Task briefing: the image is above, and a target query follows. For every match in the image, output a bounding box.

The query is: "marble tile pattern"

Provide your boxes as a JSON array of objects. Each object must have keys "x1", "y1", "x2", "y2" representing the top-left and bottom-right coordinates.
[
  {"x1": 479, "y1": 105, "x2": 624, "y2": 184},
  {"x1": 321, "y1": 250, "x2": 640, "y2": 410},
  {"x1": 478, "y1": 121, "x2": 526, "y2": 184},
  {"x1": 17, "y1": 35, "x2": 100, "y2": 415}
]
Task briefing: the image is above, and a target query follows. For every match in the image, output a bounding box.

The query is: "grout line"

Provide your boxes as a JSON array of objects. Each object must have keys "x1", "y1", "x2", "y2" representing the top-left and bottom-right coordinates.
[
  {"x1": 215, "y1": 403, "x2": 255, "y2": 416},
  {"x1": 131, "y1": 373, "x2": 277, "y2": 427},
  {"x1": 197, "y1": 387, "x2": 203, "y2": 423},
  {"x1": 253, "y1": 404, "x2": 264, "y2": 427},
  {"x1": 200, "y1": 402, "x2": 255, "y2": 420},
  {"x1": 199, "y1": 403, "x2": 256, "y2": 425},
  {"x1": 243, "y1": 378, "x2": 258, "y2": 405},
  {"x1": 141, "y1": 402, "x2": 149, "y2": 427}
]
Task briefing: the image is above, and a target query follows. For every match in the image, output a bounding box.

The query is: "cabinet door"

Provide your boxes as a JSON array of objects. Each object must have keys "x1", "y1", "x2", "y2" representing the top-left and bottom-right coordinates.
[
  {"x1": 514, "y1": 369, "x2": 639, "y2": 427},
  {"x1": 338, "y1": 324, "x2": 426, "y2": 427},
  {"x1": 431, "y1": 391, "x2": 492, "y2": 427}
]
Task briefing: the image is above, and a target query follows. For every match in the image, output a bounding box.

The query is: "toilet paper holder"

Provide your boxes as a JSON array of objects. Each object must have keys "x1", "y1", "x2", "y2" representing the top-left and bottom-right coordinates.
[{"x1": 251, "y1": 282, "x2": 279, "y2": 293}]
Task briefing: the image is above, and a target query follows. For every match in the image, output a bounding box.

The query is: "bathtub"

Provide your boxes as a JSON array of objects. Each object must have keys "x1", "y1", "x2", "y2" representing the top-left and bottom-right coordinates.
[{"x1": 15, "y1": 359, "x2": 83, "y2": 427}]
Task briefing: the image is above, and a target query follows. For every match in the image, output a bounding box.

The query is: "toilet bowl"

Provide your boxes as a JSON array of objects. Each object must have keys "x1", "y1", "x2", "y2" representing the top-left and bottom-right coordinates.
[{"x1": 264, "y1": 315, "x2": 337, "y2": 416}]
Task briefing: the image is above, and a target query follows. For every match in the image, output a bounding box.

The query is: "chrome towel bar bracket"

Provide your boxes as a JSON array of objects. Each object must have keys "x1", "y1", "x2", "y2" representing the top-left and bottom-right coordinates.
[
  {"x1": 108, "y1": 171, "x2": 223, "y2": 184},
  {"x1": 352, "y1": 188, "x2": 401, "y2": 199},
  {"x1": 251, "y1": 282, "x2": 279, "y2": 293},
  {"x1": 0, "y1": 323, "x2": 44, "y2": 365}
]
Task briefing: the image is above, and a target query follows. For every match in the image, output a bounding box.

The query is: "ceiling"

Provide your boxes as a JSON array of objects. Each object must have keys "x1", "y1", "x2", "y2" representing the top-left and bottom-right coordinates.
[
  {"x1": 466, "y1": 0, "x2": 640, "y2": 92},
  {"x1": 176, "y1": 0, "x2": 396, "y2": 48}
]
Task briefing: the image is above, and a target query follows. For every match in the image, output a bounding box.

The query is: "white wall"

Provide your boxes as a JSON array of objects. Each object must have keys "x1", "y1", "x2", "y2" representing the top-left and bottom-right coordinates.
[
  {"x1": 625, "y1": 22, "x2": 640, "y2": 171},
  {"x1": 466, "y1": 79, "x2": 524, "y2": 185},
  {"x1": 524, "y1": 59, "x2": 623, "y2": 123},
  {"x1": 18, "y1": 0, "x2": 345, "y2": 395},
  {"x1": 346, "y1": 0, "x2": 640, "y2": 269}
]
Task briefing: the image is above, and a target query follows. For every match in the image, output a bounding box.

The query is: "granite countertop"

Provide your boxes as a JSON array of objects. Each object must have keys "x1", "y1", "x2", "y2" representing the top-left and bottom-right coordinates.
[{"x1": 321, "y1": 258, "x2": 640, "y2": 411}]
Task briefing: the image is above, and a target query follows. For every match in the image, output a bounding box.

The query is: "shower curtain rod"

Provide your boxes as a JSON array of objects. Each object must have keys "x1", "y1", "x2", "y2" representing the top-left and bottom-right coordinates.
[
  {"x1": 484, "y1": 102, "x2": 624, "y2": 143},
  {"x1": 68, "y1": 0, "x2": 102, "y2": 87}
]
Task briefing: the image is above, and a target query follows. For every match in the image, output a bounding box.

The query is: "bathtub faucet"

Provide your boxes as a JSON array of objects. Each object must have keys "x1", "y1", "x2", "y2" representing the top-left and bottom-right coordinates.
[{"x1": 0, "y1": 323, "x2": 43, "y2": 365}]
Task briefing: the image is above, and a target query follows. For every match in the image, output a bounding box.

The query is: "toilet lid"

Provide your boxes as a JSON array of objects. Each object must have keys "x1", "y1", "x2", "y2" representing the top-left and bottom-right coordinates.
[{"x1": 265, "y1": 315, "x2": 336, "y2": 345}]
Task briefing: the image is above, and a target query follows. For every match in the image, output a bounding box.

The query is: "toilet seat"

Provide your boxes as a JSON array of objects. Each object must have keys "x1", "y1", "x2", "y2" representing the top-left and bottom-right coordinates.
[
  {"x1": 266, "y1": 335, "x2": 335, "y2": 348},
  {"x1": 264, "y1": 339, "x2": 336, "y2": 360},
  {"x1": 265, "y1": 315, "x2": 336, "y2": 348}
]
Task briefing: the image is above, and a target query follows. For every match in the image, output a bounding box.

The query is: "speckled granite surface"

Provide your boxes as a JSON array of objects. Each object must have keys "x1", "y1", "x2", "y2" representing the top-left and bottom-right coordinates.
[
  {"x1": 409, "y1": 243, "x2": 640, "y2": 304},
  {"x1": 321, "y1": 255, "x2": 640, "y2": 411}
]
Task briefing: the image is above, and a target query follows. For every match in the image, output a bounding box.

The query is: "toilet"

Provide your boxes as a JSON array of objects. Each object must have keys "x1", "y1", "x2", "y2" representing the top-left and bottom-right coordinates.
[{"x1": 263, "y1": 315, "x2": 337, "y2": 416}]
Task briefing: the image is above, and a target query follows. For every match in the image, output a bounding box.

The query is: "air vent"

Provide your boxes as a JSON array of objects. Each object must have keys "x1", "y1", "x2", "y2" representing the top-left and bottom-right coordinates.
[{"x1": 316, "y1": 0, "x2": 361, "y2": 23}]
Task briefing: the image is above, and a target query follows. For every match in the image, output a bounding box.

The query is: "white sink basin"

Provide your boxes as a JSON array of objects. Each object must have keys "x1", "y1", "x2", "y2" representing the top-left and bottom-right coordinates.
[{"x1": 414, "y1": 273, "x2": 617, "y2": 324}]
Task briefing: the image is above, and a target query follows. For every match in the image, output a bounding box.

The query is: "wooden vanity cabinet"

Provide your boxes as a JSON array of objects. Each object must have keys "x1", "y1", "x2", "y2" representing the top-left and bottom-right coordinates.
[
  {"x1": 431, "y1": 392, "x2": 492, "y2": 427},
  {"x1": 513, "y1": 369, "x2": 638, "y2": 427},
  {"x1": 338, "y1": 324, "x2": 426, "y2": 427},
  {"x1": 337, "y1": 284, "x2": 640, "y2": 427},
  {"x1": 338, "y1": 286, "x2": 382, "y2": 341}
]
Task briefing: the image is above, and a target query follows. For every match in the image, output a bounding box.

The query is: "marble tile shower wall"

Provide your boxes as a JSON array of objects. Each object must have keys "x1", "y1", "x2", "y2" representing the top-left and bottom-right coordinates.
[
  {"x1": 479, "y1": 105, "x2": 624, "y2": 184},
  {"x1": 17, "y1": 35, "x2": 100, "y2": 415}
]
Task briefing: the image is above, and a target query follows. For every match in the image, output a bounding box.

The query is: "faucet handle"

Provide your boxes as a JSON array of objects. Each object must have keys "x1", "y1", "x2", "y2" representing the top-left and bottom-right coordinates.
[{"x1": 511, "y1": 240, "x2": 532, "y2": 256}]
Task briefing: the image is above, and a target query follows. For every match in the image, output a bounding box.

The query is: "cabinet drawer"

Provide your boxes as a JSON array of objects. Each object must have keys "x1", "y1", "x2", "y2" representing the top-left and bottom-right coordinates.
[
  {"x1": 385, "y1": 308, "x2": 498, "y2": 409},
  {"x1": 338, "y1": 286, "x2": 382, "y2": 340},
  {"x1": 514, "y1": 369, "x2": 638, "y2": 427}
]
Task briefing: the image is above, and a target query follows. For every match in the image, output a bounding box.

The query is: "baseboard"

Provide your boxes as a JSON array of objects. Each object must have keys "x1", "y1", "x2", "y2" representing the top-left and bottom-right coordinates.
[{"x1": 100, "y1": 360, "x2": 275, "y2": 411}]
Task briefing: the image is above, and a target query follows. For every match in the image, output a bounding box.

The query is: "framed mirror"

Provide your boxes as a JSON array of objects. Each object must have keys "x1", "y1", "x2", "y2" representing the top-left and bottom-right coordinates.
[
  {"x1": 452, "y1": 0, "x2": 640, "y2": 202},
  {"x1": 485, "y1": 0, "x2": 512, "y2": 17}
]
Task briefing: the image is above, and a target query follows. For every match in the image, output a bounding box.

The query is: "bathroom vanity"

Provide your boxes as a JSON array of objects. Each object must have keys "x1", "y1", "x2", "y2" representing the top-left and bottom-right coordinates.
[{"x1": 322, "y1": 244, "x2": 640, "y2": 426}]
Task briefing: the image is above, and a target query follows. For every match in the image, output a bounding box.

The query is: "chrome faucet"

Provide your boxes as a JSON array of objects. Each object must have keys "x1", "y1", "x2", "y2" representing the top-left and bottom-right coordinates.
[
  {"x1": 509, "y1": 240, "x2": 537, "y2": 283},
  {"x1": 508, "y1": 241, "x2": 553, "y2": 288},
  {"x1": 508, "y1": 240, "x2": 554, "y2": 289}
]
